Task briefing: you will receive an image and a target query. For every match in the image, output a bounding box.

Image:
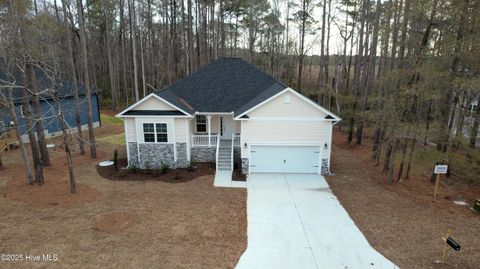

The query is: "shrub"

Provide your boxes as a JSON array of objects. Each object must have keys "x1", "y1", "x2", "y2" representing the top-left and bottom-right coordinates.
[
  {"x1": 143, "y1": 161, "x2": 151, "y2": 175},
  {"x1": 160, "y1": 163, "x2": 170, "y2": 174},
  {"x1": 187, "y1": 161, "x2": 196, "y2": 172},
  {"x1": 128, "y1": 164, "x2": 139, "y2": 173}
]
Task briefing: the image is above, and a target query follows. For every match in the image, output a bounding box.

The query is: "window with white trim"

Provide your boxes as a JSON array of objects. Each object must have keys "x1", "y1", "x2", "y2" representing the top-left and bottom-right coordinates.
[
  {"x1": 143, "y1": 123, "x2": 168, "y2": 143},
  {"x1": 156, "y1": 123, "x2": 168, "y2": 142},
  {"x1": 143, "y1": 123, "x2": 155, "y2": 142},
  {"x1": 196, "y1": 115, "x2": 207, "y2": 133}
]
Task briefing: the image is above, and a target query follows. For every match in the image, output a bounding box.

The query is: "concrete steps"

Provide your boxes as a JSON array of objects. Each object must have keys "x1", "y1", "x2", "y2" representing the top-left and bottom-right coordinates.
[{"x1": 217, "y1": 139, "x2": 233, "y2": 171}]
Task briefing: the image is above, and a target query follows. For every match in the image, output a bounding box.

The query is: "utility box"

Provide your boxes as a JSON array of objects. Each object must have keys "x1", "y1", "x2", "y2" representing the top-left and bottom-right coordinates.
[{"x1": 473, "y1": 199, "x2": 480, "y2": 213}]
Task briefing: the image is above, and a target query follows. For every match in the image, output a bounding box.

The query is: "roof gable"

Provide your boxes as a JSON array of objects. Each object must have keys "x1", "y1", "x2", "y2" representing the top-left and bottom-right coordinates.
[
  {"x1": 235, "y1": 88, "x2": 342, "y2": 121},
  {"x1": 116, "y1": 93, "x2": 191, "y2": 117}
]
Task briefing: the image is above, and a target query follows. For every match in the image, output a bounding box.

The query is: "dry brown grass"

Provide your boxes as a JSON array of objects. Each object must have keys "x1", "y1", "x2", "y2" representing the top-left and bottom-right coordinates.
[
  {"x1": 0, "y1": 120, "x2": 247, "y2": 269},
  {"x1": 328, "y1": 130, "x2": 480, "y2": 269}
]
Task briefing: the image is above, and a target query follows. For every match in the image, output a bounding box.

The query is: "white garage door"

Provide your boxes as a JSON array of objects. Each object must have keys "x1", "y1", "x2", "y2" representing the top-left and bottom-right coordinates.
[{"x1": 250, "y1": 145, "x2": 321, "y2": 174}]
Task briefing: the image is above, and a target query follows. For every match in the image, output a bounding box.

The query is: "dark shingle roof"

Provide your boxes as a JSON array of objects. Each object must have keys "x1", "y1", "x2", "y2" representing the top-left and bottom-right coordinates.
[
  {"x1": 123, "y1": 110, "x2": 186, "y2": 116},
  {"x1": 154, "y1": 58, "x2": 287, "y2": 116}
]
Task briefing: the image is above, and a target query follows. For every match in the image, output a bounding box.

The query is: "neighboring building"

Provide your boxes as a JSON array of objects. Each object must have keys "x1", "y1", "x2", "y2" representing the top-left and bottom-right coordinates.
[
  {"x1": 0, "y1": 69, "x2": 101, "y2": 142},
  {"x1": 117, "y1": 58, "x2": 340, "y2": 175},
  {"x1": 451, "y1": 96, "x2": 480, "y2": 148}
]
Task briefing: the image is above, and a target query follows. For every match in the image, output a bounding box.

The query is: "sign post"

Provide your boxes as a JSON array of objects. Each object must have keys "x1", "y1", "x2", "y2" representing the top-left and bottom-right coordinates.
[
  {"x1": 437, "y1": 229, "x2": 461, "y2": 264},
  {"x1": 433, "y1": 165, "x2": 448, "y2": 200}
]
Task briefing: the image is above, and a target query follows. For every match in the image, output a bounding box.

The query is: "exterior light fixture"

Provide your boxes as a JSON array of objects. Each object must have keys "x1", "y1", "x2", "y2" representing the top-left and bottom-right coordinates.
[
  {"x1": 324, "y1": 143, "x2": 328, "y2": 149},
  {"x1": 244, "y1": 143, "x2": 247, "y2": 148}
]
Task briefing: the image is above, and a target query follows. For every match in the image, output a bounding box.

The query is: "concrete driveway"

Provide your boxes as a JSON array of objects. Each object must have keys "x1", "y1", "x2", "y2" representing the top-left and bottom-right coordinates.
[{"x1": 236, "y1": 174, "x2": 398, "y2": 269}]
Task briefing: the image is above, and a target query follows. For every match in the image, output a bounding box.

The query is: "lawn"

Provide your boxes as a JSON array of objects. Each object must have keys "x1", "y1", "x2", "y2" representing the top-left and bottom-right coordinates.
[
  {"x1": 100, "y1": 114, "x2": 124, "y2": 125},
  {"x1": 327, "y1": 130, "x2": 480, "y2": 269},
  {"x1": 0, "y1": 121, "x2": 247, "y2": 269}
]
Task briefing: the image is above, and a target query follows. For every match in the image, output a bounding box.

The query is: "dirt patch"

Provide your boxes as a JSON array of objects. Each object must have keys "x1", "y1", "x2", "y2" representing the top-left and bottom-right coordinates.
[
  {"x1": 97, "y1": 158, "x2": 215, "y2": 183},
  {"x1": 0, "y1": 150, "x2": 105, "y2": 208},
  {"x1": 95, "y1": 212, "x2": 136, "y2": 233},
  {"x1": 1, "y1": 120, "x2": 248, "y2": 268},
  {"x1": 327, "y1": 130, "x2": 480, "y2": 269}
]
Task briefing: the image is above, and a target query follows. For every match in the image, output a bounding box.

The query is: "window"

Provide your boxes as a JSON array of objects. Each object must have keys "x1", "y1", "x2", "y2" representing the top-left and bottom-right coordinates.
[
  {"x1": 143, "y1": 123, "x2": 155, "y2": 142},
  {"x1": 143, "y1": 123, "x2": 168, "y2": 143},
  {"x1": 156, "y1": 123, "x2": 168, "y2": 142},
  {"x1": 196, "y1": 115, "x2": 207, "y2": 133}
]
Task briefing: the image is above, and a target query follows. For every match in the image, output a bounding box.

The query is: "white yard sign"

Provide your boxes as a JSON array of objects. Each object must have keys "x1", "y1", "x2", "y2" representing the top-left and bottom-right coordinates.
[{"x1": 434, "y1": 165, "x2": 448, "y2": 174}]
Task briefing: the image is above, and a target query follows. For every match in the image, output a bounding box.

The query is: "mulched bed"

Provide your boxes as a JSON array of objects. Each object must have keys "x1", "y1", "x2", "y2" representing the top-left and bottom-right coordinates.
[
  {"x1": 97, "y1": 158, "x2": 215, "y2": 183},
  {"x1": 232, "y1": 166, "x2": 246, "y2": 181}
]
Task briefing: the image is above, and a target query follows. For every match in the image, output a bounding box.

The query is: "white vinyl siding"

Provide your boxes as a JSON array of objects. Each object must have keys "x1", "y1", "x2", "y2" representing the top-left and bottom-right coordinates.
[
  {"x1": 124, "y1": 118, "x2": 136, "y2": 142},
  {"x1": 241, "y1": 120, "x2": 331, "y2": 159},
  {"x1": 174, "y1": 118, "x2": 187, "y2": 142},
  {"x1": 248, "y1": 91, "x2": 327, "y2": 118},
  {"x1": 135, "y1": 96, "x2": 176, "y2": 111}
]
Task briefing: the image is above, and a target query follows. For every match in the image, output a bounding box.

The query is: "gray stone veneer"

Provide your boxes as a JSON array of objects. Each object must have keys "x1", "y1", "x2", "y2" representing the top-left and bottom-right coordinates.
[
  {"x1": 321, "y1": 158, "x2": 329, "y2": 175},
  {"x1": 139, "y1": 143, "x2": 175, "y2": 169},
  {"x1": 191, "y1": 147, "x2": 216, "y2": 162},
  {"x1": 241, "y1": 158, "x2": 249, "y2": 174},
  {"x1": 176, "y1": 143, "x2": 189, "y2": 168},
  {"x1": 127, "y1": 142, "x2": 138, "y2": 167}
]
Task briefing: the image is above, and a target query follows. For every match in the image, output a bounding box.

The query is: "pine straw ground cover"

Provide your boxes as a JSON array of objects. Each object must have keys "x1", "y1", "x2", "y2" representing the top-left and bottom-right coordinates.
[
  {"x1": 327, "y1": 131, "x2": 480, "y2": 269},
  {"x1": 0, "y1": 123, "x2": 247, "y2": 269}
]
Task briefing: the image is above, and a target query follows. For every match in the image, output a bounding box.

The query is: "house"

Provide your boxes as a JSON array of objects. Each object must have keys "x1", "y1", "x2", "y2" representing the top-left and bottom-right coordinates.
[
  {"x1": 0, "y1": 68, "x2": 101, "y2": 143},
  {"x1": 116, "y1": 58, "x2": 341, "y2": 175}
]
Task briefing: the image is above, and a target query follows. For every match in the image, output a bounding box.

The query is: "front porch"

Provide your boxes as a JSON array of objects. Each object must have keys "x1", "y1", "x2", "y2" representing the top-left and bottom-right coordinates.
[{"x1": 190, "y1": 113, "x2": 241, "y2": 172}]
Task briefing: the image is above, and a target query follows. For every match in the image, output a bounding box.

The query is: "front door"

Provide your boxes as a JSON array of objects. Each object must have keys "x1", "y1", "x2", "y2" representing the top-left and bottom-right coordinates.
[{"x1": 220, "y1": 116, "x2": 235, "y2": 139}]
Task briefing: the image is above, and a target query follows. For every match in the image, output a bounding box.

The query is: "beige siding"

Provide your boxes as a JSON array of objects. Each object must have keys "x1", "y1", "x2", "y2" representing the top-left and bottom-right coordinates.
[
  {"x1": 241, "y1": 120, "x2": 332, "y2": 159},
  {"x1": 174, "y1": 118, "x2": 188, "y2": 142},
  {"x1": 248, "y1": 90, "x2": 327, "y2": 118},
  {"x1": 135, "y1": 96, "x2": 176, "y2": 110},
  {"x1": 124, "y1": 118, "x2": 136, "y2": 142},
  {"x1": 211, "y1": 116, "x2": 220, "y2": 133},
  {"x1": 235, "y1": 120, "x2": 241, "y2": 133}
]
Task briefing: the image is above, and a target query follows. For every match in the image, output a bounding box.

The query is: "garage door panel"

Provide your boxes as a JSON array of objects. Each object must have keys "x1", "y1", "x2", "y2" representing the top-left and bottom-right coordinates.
[{"x1": 250, "y1": 145, "x2": 320, "y2": 174}]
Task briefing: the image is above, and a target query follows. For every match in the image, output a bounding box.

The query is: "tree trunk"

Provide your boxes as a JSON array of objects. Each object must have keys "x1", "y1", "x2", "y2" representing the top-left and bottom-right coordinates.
[
  {"x1": 27, "y1": 63, "x2": 50, "y2": 166},
  {"x1": 348, "y1": 0, "x2": 367, "y2": 144},
  {"x1": 76, "y1": 0, "x2": 97, "y2": 159},
  {"x1": 470, "y1": 107, "x2": 479, "y2": 148},
  {"x1": 20, "y1": 70, "x2": 44, "y2": 184},
  {"x1": 356, "y1": 0, "x2": 382, "y2": 145},
  {"x1": 5, "y1": 89, "x2": 33, "y2": 183},
  {"x1": 128, "y1": 0, "x2": 139, "y2": 102},
  {"x1": 397, "y1": 137, "x2": 408, "y2": 181},
  {"x1": 62, "y1": 0, "x2": 85, "y2": 155},
  {"x1": 56, "y1": 99, "x2": 75, "y2": 193},
  {"x1": 103, "y1": 0, "x2": 117, "y2": 111}
]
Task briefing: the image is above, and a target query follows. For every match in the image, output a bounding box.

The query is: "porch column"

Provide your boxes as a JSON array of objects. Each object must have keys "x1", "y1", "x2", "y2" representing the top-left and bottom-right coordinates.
[{"x1": 207, "y1": 114, "x2": 212, "y2": 147}]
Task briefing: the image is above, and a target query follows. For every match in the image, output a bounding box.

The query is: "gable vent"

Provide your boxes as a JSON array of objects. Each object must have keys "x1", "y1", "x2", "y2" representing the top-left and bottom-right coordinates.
[{"x1": 284, "y1": 95, "x2": 291, "y2": 104}]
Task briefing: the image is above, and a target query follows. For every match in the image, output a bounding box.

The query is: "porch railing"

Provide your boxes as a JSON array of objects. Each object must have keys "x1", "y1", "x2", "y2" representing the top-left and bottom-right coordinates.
[
  {"x1": 215, "y1": 135, "x2": 221, "y2": 171},
  {"x1": 192, "y1": 134, "x2": 218, "y2": 147}
]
